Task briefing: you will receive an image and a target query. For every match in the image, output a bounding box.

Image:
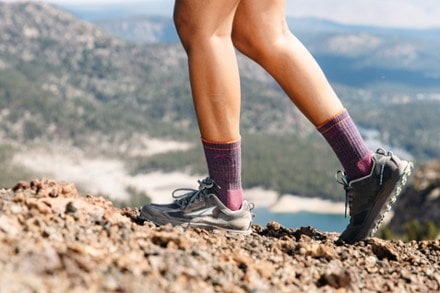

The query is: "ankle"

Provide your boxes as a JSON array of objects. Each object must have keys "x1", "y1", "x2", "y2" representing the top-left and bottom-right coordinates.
[
  {"x1": 215, "y1": 188, "x2": 243, "y2": 211},
  {"x1": 349, "y1": 152, "x2": 374, "y2": 180}
]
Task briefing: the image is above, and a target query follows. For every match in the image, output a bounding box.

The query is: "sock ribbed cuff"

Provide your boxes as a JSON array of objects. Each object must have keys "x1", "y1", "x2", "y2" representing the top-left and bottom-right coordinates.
[
  {"x1": 202, "y1": 139, "x2": 243, "y2": 210},
  {"x1": 318, "y1": 110, "x2": 372, "y2": 180},
  {"x1": 202, "y1": 139, "x2": 242, "y2": 190}
]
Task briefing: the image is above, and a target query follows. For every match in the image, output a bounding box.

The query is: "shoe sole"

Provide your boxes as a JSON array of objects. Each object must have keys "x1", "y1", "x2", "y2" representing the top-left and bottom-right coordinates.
[
  {"x1": 357, "y1": 160, "x2": 413, "y2": 242},
  {"x1": 140, "y1": 207, "x2": 253, "y2": 235},
  {"x1": 180, "y1": 222, "x2": 253, "y2": 235}
]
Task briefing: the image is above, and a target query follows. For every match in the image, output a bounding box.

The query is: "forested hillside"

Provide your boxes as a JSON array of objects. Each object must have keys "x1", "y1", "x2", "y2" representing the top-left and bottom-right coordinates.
[{"x1": 0, "y1": 2, "x2": 439, "y2": 201}]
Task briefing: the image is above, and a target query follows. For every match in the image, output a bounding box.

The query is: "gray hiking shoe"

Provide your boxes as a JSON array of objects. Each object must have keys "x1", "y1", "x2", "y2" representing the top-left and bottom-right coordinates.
[
  {"x1": 140, "y1": 177, "x2": 254, "y2": 234},
  {"x1": 337, "y1": 148, "x2": 413, "y2": 243}
]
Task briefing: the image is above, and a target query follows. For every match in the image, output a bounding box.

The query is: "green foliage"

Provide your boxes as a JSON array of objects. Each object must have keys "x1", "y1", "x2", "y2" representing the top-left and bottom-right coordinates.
[
  {"x1": 403, "y1": 220, "x2": 440, "y2": 241},
  {"x1": 378, "y1": 220, "x2": 440, "y2": 241},
  {"x1": 129, "y1": 133, "x2": 343, "y2": 200},
  {"x1": 23, "y1": 121, "x2": 43, "y2": 140},
  {"x1": 129, "y1": 145, "x2": 206, "y2": 175},
  {"x1": 242, "y1": 133, "x2": 341, "y2": 199},
  {"x1": 111, "y1": 186, "x2": 151, "y2": 209},
  {"x1": 377, "y1": 226, "x2": 397, "y2": 241},
  {"x1": 0, "y1": 144, "x2": 13, "y2": 163},
  {"x1": 0, "y1": 144, "x2": 35, "y2": 188},
  {"x1": 341, "y1": 87, "x2": 440, "y2": 162}
]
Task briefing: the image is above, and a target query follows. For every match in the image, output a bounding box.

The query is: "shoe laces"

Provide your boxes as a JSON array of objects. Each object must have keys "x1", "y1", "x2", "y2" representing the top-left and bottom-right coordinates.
[
  {"x1": 375, "y1": 148, "x2": 394, "y2": 186},
  {"x1": 336, "y1": 170, "x2": 352, "y2": 218},
  {"x1": 172, "y1": 177, "x2": 219, "y2": 209},
  {"x1": 336, "y1": 148, "x2": 395, "y2": 219},
  {"x1": 376, "y1": 147, "x2": 393, "y2": 158}
]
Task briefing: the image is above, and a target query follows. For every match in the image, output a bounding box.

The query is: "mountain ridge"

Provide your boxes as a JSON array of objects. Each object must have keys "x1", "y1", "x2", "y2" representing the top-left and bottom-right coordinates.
[
  {"x1": 1, "y1": 1, "x2": 439, "y2": 201},
  {"x1": 93, "y1": 13, "x2": 440, "y2": 89}
]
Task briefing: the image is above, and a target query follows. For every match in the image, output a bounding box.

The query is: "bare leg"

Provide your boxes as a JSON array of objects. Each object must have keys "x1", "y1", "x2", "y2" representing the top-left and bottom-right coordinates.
[
  {"x1": 232, "y1": 0, "x2": 372, "y2": 181},
  {"x1": 174, "y1": 0, "x2": 241, "y2": 142},
  {"x1": 232, "y1": 0, "x2": 344, "y2": 126},
  {"x1": 174, "y1": 0, "x2": 244, "y2": 210}
]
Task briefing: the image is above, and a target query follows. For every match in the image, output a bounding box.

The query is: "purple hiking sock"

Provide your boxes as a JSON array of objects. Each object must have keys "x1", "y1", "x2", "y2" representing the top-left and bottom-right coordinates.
[
  {"x1": 318, "y1": 110, "x2": 373, "y2": 180},
  {"x1": 202, "y1": 139, "x2": 244, "y2": 211}
]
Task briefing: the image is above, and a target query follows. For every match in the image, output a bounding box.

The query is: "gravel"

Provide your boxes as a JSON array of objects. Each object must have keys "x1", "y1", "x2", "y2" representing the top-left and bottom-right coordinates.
[{"x1": 0, "y1": 179, "x2": 439, "y2": 292}]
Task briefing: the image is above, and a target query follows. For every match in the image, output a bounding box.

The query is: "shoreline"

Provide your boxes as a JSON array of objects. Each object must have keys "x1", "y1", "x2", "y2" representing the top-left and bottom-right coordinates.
[
  {"x1": 13, "y1": 146, "x2": 346, "y2": 215},
  {"x1": 269, "y1": 194, "x2": 345, "y2": 215},
  {"x1": 245, "y1": 187, "x2": 345, "y2": 215}
]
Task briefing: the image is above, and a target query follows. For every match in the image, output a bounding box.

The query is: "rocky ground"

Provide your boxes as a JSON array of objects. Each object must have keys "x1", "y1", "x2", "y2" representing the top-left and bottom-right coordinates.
[
  {"x1": 388, "y1": 159, "x2": 440, "y2": 237},
  {"x1": 0, "y1": 179, "x2": 439, "y2": 292}
]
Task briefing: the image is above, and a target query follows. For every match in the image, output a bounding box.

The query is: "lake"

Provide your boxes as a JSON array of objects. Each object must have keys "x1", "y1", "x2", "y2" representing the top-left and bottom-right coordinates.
[{"x1": 253, "y1": 207, "x2": 349, "y2": 233}]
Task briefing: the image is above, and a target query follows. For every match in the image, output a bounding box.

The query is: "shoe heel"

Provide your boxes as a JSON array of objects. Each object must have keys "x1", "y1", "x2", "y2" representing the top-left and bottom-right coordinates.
[{"x1": 369, "y1": 161, "x2": 413, "y2": 236}]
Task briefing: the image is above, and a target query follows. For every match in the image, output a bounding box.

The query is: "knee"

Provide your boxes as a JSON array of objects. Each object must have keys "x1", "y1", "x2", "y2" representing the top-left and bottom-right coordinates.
[
  {"x1": 174, "y1": 12, "x2": 233, "y2": 54},
  {"x1": 233, "y1": 29, "x2": 271, "y2": 61},
  {"x1": 174, "y1": 6, "x2": 213, "y2": 52},
  {"x1": 231, "y1": 28, "x2": 256, "y2": 58},
  {"x1": 232, "y1": 20, "x2": 291, "y2": 61}
]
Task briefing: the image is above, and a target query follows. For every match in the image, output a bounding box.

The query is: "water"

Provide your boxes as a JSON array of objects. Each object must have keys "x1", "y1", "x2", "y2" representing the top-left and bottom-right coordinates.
[{"x1": 253, "y1": 208, "x2": 349, "y2": 233}]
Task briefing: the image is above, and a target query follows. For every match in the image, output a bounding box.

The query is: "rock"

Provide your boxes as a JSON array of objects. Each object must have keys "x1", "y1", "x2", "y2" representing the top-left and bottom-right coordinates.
[
  {"x1": 317, "y1": 270, "x2": 352, "y2": 289},
  {"x1": 367, "y1": 238, "x2": 399, "y2": 261},
  {"x1": 0, "y1": 215, "x2": 21, "y2": 236},
  {"x1": 0, "y1": 179, "x2": 439, "y2": 292},
  {"x1": 65, "y1": 201, "x2": 77, "y2": 214},
  {"x1": 387, "y1": 159, "x2": 440, "y2": 238}
]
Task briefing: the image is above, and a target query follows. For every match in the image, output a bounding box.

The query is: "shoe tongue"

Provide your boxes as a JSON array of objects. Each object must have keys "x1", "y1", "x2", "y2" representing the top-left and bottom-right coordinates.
[{"x1": 185, "y1": 197, "x2": 210, "y2": 211}]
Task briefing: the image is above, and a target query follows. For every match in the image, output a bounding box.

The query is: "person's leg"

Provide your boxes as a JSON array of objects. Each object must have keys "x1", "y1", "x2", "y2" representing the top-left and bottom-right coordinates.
[
  {"x1": 140, "y1": 1, "x2": 253, "y2": 230},
  {"x1": 232, "y1": 0, "x2": 372, "y2": 180},
  {"x1": 174, "y1": 0, "x2": 241, "y2": 142},
  {"x1": 173, "y1": 0, "x2": 243, "y2": 210},
  {"x1": 233, "y1": 0, "x2": 342, "y2": 126},
  {"x1": 232, "y1": 0, "x2": 413, "y2": 243}
]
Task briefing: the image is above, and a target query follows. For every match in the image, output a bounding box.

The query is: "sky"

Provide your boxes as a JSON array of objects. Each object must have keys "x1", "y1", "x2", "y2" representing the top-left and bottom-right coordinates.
[{"x1": 2, "y1": 0, "x2": 440, "y2": 29}]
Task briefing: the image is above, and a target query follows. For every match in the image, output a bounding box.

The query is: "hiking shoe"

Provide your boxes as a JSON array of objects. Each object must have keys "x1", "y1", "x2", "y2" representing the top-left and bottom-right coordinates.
[
  {"x1": 140, "y1": 177, "x2": 254, "y2": 234},
  {"x1": 337, "y1": 148, "x2": 413, "y2": 243}
]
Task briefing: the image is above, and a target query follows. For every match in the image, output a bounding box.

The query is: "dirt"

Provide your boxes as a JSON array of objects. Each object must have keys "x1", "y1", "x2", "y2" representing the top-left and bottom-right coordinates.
[{"x1": 0, "y1": 179, "x2": 439, "y2": 292}]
